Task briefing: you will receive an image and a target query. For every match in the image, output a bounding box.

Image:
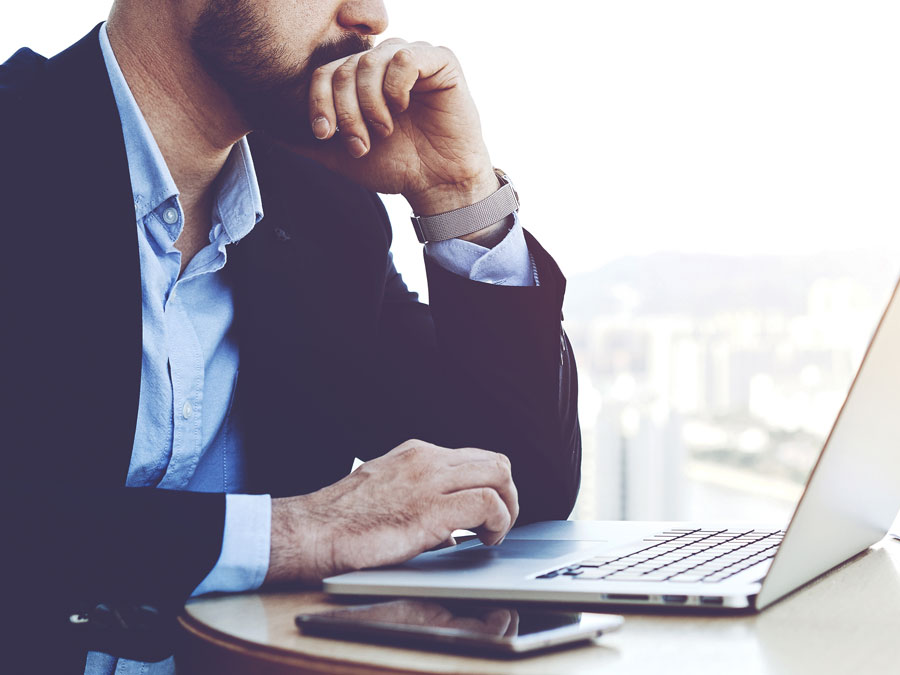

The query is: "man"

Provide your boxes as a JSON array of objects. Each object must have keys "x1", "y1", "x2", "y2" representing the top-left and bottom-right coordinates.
[{"x1": 1, "y1": 0, "x2": 580, "y2": 672}]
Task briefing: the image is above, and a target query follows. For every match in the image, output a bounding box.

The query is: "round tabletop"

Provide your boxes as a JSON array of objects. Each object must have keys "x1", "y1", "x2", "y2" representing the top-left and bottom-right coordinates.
[{"x1": 177, "y1": 537, "x2": 900, "y2": 674}]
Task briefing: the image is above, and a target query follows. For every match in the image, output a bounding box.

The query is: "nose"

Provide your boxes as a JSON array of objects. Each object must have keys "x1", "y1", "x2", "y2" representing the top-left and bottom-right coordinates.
[{"x1": 337, "y1": 0, "x2": 389, "y2": 36}]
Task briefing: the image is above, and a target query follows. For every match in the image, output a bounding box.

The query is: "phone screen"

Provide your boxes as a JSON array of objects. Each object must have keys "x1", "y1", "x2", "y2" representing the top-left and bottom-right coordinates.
[{"x1": 296, "y1": 599, "x2": 622, "y2": 655}]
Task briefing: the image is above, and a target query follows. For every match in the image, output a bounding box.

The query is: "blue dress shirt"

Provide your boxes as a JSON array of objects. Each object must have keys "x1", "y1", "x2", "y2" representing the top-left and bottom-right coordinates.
[{"x1": 87, "y1": 22, "x2": 534, "y2": 675}]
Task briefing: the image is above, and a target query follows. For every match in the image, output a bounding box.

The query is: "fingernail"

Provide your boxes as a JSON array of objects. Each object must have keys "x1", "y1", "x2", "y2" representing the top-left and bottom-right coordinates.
[
  {"x1": 313, "y1": 116, "x2": 330, "y2": 139},
  {"x1": 347, "y1": 136, "x2": 368, "y2": 158}
]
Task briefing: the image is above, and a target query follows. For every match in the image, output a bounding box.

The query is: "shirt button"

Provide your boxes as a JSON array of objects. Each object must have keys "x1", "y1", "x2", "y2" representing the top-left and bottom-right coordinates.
[
  {"x1": 163, "y1": 207, "x2": 179, "y2": 225},
  {"x1": 182, "y1": 401, "x2": 193, "y2": 419}
]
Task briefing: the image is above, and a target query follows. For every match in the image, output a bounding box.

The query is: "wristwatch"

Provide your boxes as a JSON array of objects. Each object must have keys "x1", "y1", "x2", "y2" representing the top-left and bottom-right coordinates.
[{"x1": 410, "y1": 168, "x2": 519, "y2": 244}]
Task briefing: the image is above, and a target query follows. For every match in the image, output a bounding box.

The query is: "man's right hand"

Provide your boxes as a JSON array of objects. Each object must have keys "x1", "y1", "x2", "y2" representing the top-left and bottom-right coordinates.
[{"x1": 264, "y1": 439, "x2": 519, "y2": 585}]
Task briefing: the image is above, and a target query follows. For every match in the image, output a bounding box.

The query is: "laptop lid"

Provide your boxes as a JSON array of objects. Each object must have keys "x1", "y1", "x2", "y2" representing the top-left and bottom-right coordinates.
[{"x1": 756, "y1": 274, "x2": 900, "y2": 609}]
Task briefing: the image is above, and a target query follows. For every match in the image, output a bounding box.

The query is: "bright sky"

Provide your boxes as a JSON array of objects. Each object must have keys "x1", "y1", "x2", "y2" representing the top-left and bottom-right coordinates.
[{"x1": 5, "y1": 1, "x2": 900, "y2": 295}]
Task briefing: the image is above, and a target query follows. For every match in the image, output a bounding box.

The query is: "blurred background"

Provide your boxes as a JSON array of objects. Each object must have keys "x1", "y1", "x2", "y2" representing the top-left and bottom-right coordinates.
[{"x1": 5, "y1": 1, "x2": 899, "y2": 529}]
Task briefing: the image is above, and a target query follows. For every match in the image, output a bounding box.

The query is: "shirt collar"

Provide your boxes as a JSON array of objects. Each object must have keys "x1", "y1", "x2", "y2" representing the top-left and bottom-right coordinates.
[{"x1": 97, "y1": 22, "x2": 263, "y2": 238}]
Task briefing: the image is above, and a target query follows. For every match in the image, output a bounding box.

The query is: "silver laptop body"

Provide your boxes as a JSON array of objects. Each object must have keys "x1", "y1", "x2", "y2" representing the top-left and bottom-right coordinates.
[{"x1": 325, "y1": 276, "x2": 900, "y2": 611}]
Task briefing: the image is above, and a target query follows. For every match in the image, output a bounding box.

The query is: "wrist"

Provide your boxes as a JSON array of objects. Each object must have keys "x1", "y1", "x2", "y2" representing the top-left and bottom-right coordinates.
[
  {"x1": 456, "y1": 213, "x2": 514, "y2": 248},
  {"x1": 404, "y1": 167, "x2": 499, "y2": 216},
  {"x1": 264, "y1": 496, "x2": 331, "y2": 586}
]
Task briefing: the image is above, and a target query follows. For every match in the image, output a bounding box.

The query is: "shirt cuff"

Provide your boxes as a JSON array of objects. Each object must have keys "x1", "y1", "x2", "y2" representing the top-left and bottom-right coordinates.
[
  {"x1": 424, "y1": 213, "x2": 537, "y2": 287},
  {"x1": 191, "y1": 493, "x2": 271, "y2": 596}
]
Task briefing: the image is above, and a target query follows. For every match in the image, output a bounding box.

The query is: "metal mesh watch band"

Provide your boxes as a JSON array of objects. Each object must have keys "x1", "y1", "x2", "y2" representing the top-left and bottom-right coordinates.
[{"x1": 410, "y1": 169, "x2": 519, "y2": 244}]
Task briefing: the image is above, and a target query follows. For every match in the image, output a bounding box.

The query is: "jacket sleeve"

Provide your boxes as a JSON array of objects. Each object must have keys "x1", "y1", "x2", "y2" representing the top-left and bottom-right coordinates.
[
  {"x1": 356, "y1": 194, "x2": 581, "y2": 523},
  {"x1": 7, "y1": 484, "x2": 225, "y2": 667}
]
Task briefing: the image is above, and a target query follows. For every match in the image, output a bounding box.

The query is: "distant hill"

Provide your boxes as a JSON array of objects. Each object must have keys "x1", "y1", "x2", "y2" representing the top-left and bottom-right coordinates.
[{"x1": 563, "y1": 251, "x2": 898, "y2": 320}]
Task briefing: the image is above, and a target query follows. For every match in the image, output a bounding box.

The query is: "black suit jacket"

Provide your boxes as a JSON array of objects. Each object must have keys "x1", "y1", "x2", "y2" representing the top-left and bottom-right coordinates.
[{"x1": 1, "y1": 26, "x2": 580, "y2": 672}]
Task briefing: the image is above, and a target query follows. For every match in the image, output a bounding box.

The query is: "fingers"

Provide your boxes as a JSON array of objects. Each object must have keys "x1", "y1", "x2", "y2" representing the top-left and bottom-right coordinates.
[
  {"x1": 332, "y1": 54, "x2": 370, "y2": 158},
  {"x1": 428, "y1": 535, "x2": 457, "y2": 551},
  {"x1": 309, "y1": 61, "x2": 340, "y2": 141},
  {"x1": 381, "y1": 440, "x2": 519, "y2": 545},
  {"x1": 356, "y1": 49, "x2": 395, "y2": 136},
  {"x1": 442, "y1": 487, "x2": 511, "y2": 546},
  {"x1": 435, "y1": 449, "x2": 519, "y2": 532},
  {"x1": 308, "y1": 48, "x2": 391, "y2": 157},
  {"x1": 308, "y1": 40, "x2": 458, "y2": 157},
  {"x1": 382, "y1": 47, "x2": 419, "y2": 114}
]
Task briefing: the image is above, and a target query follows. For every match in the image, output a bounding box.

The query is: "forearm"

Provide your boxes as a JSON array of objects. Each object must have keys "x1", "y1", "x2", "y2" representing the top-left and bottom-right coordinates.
[
  {"x1": 430, "y1": 229, "x2": 579, "y2": 517},
  {"x1": 366, "y1": 229, "x2": 580, "y2": 522}
]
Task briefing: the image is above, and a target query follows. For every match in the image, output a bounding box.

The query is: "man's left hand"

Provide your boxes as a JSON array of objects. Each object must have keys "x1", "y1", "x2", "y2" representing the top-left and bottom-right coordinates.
[{"x1": 299, "y1": 39, "x2": 499, "y2": 216}]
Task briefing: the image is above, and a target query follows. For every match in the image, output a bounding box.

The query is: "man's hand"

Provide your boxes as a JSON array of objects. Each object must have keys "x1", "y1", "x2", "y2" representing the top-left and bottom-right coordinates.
[
  {"x1": 265, "y1": 440, "x2": 519, "y2": 585},
  {"x1": 296, "y1": 39, "x2": 499, "y2": 217}
]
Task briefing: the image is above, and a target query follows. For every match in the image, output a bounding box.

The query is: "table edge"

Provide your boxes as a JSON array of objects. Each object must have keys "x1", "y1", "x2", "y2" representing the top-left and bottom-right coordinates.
[{"x1": 177, "y1": 610, "x2": 446, "y2": 675}]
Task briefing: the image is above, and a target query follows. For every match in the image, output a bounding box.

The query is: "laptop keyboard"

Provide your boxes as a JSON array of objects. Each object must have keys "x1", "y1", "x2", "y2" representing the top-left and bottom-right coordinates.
[{"x1": 536, "y1": 528, "x2": 785, "y2": 584}]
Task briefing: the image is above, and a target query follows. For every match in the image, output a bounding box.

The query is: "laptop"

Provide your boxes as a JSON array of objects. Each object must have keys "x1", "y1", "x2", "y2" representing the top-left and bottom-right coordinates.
[{"x1": 325, "y1": 273, "x2": 900, "y2": 612}]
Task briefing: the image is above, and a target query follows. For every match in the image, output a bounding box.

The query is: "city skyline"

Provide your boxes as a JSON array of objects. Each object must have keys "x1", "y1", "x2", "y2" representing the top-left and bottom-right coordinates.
[{"x1": 567, "y1": 250, "x2": 895, "y2": 524}]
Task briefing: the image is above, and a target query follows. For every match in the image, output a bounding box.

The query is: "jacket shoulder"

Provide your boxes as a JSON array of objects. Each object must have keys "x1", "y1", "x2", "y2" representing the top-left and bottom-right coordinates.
[
  {"x1": 0, "y1": 48, "x2": 49, "y2": 197},
  {"x1": 0, "y1": 47, "x2": 48, "y2": 110},
  {"x1": 0, "y1": 47, "x2": 47, "y2": 88}
]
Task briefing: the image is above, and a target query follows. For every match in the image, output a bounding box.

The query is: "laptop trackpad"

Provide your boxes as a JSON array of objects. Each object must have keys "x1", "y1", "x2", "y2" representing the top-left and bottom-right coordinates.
[{"x1": 403, "y1": 539, "x2": 602, "y2": 571}]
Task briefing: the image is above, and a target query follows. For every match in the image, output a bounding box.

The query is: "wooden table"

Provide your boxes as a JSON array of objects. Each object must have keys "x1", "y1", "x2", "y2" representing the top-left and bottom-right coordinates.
[{"x1": 177, "y1": 536, "x2": 900, "y2": 674}]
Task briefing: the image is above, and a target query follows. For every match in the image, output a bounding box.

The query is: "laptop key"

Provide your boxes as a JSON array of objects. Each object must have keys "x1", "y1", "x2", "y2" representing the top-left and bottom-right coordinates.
[
  {"x1": 603, "y1": 573, "x2": 650, "y2": 581},
  {"x1": 580, "y1": 558, "x2": 616, "y2": 566},
  {"x1": 669, "y1": 573, "x2": 706, "y2": 583}
]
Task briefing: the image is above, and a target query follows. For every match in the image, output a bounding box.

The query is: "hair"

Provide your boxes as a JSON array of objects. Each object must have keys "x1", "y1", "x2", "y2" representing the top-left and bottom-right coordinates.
[{"x1": 190, "y1": 0, "x2": 371, "y2": 145}]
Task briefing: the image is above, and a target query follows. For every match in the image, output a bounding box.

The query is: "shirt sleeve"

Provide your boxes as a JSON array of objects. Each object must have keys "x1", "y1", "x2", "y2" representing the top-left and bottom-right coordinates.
[
  {"x1": 424, "y1": 213, "x2": 538, "y2": 287},
  {"x1": 191, "y1": 493, "x2": 271, "y2": 596}
]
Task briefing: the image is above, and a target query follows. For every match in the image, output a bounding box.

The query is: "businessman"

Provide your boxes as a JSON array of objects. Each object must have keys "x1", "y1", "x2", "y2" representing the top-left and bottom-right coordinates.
[{"x1": 1, "y1": 0, "x2": 580, "y2": 672}]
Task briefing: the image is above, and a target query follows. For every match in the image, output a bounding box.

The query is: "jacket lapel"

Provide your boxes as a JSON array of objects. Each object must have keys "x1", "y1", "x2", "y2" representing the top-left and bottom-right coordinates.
[{"x1": 28, "y1": 26, "x2": 143, "y2": 486}]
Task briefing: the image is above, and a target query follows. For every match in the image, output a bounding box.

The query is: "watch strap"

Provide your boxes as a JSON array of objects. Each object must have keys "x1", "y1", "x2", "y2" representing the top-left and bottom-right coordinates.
[{"x1": 410, "y1": 170, "x2": 519, "y2": 244}]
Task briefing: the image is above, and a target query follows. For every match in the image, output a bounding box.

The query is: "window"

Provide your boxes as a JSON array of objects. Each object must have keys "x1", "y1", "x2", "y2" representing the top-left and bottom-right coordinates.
[
  {"x1": 379, "y1": 1, "x2": 900, "y2": 525},
  {"x1": 10, "y1": 1, "x2": 899, "y2": 530}
]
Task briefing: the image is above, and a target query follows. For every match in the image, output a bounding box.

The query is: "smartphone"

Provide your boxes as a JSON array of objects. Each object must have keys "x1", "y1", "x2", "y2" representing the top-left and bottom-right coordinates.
[{"x1": 295, "y1": 599, "x2": 623, "y2": 656}]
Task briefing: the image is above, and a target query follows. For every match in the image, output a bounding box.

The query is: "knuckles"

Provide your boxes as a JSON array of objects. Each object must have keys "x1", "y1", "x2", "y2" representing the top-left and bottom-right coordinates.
[
  {"x1": 358, "y1": 94, "x2": 385, "y2": 117},
  {"x1": 332, "y1": 62, "x2": 357, "y2": 86},
  {"x1": 395, "y1": 439, "x2": 429, "y2": 462},
  {"x1": 435, "y1": 45, "x2": 457, "y2": 62},
  {"x1": 311, "y1": 65, "x2": 332, "y2": 83},
  {"x1": 335, "y1": 110, "x2": 359, "y2": 129},
  {"x1": 397, "y1": 438, "x2": 425, "y2": 452},
  {"x1": 308, "y1": 93, "x2": 330, "y2": 111},
  {"x1": 390, "y1": 48, "x2": 415, "y2": 68},
  {"x1": 357, "y1": 51, "x2": 380, "y2": 72}
]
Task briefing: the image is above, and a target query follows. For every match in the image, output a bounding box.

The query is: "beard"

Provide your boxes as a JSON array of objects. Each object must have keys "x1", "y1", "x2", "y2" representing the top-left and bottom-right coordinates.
[{"x1": 190, "y1": 0, "x2": 372, "y2": 145}]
